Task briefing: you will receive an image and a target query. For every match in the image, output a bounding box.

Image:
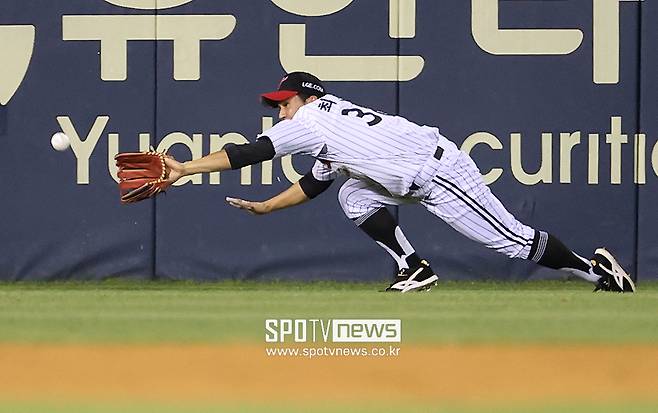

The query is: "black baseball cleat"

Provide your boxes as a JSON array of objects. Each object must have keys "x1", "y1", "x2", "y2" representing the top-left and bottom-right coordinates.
[
  {"x1": 591, "y1": 248, "x2": 636, "y2": 293},
  {"x1": 385, "y1": 260, "x2": 439, "y2": 293}
]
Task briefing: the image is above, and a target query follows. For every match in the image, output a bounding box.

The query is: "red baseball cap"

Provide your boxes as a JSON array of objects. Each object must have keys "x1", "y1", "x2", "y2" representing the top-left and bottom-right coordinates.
[{"x1": 261, "y1": 72, "x2": 326, "y2": 107}]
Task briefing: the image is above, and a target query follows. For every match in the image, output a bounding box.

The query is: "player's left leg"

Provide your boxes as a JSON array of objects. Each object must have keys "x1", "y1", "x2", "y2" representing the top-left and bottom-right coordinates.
[{"x1": 338, "y1": 179, "x2": 438, "y2": 292}]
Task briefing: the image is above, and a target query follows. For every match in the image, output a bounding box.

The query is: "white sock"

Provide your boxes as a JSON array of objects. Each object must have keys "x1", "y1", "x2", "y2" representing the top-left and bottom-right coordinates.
[
  {"x1": 375, "y1": 227, "x2": 416, "y2": 270},
  {"x1": 561, "y1": 254, "x2": 600, "y2": 283}
]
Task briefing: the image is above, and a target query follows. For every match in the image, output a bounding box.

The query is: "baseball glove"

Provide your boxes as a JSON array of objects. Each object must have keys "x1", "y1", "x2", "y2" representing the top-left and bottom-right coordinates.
[{"x1": 115, "y1": 151, "x2": 172, "y2": 204}]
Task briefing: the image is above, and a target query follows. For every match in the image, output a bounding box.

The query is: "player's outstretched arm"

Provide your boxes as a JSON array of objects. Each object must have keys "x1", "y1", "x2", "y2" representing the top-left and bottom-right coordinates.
[
  {"x1": 226, "y1": 168, "x2": 333, "y2": 215},
  {"x1": 226, "y1": 181, "x2": 310, "y2": 215},
  {"x1": 165, "y1": 138, "x2": 275, "y2": 186},
  {"x1": 164, "y1": 150, "x2": 232, "y2": 185}
]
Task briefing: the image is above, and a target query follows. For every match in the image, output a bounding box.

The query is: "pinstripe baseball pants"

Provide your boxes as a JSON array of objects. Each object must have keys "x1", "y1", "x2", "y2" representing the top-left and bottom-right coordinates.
[{"x1": 338, "y1": 151, "x2": 537, "y2": 260}]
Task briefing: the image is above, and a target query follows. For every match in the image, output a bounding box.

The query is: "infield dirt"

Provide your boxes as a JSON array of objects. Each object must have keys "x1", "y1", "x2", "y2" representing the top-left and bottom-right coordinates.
[{"x1": 1, "y1": 343, "x2": 657, "y2": 406}]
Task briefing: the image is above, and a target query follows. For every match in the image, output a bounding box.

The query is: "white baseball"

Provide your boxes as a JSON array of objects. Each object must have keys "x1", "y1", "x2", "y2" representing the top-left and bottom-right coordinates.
[{"x1": 51, "y1": 132, "x2": 71, "y2": 151}]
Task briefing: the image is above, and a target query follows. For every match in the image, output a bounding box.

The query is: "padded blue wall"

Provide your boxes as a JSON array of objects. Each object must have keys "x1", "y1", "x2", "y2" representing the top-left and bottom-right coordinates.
[{"x1": 0, "y1": 1, "x2": 653, "y2": 281}]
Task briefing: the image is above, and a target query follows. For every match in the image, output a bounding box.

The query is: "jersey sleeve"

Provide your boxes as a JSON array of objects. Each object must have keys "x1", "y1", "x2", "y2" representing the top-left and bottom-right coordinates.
[
  {"x1": 258, "y1": 119, "x2": 324, "y2": 158},
  {"x1": 311, "y1": 159, "x2": 337, "y2": 181}
]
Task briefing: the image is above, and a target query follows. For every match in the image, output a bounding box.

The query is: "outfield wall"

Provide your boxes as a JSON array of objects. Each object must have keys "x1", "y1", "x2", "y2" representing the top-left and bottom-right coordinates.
[{"x1": 0, "y1": 1, "x2": 655, "y2": 281}]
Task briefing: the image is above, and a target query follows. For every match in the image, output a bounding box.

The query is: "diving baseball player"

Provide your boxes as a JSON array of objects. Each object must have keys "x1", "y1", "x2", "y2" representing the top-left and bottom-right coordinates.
[{"x1": 162, "y1": 72, "x2": 636, "y2": 293}]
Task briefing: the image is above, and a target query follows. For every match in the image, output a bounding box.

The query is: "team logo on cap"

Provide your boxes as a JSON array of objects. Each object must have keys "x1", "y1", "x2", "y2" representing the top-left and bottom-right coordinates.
[{"x1": 302, "y1": 82, "x2": 324, "y2": 93}]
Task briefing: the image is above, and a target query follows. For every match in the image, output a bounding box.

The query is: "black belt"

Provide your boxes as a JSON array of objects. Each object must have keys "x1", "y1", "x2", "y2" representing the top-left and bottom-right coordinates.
[
  {"x1": 408, "y1": 146, "x2": 443, "y2": 192},
  {"x1": 433, "y1": 146, "x2": 443, "y2": 161}
]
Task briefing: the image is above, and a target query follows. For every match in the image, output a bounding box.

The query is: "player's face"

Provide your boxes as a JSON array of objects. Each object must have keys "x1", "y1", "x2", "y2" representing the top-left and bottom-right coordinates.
[
  {"x1": 278, "y1": 95, "x2": 317, "y2": 120},
  {"x1": 278, "y1": 95, "x2": 306, "y2": 120}
]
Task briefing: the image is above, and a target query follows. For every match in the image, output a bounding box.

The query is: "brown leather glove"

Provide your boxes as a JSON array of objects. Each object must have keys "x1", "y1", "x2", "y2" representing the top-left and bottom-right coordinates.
[{"x1": 115, "y1": 151, "x2": 172, "y2": 204}]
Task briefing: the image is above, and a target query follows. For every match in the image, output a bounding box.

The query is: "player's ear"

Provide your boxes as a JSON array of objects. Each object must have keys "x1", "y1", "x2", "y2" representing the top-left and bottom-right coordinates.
[{"x1": 305, "y1": 95, "x2": 318, "y2": 104}]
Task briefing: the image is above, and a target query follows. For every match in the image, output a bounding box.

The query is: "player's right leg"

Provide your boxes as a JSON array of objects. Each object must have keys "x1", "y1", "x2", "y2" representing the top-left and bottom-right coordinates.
[
  {"x1": 421, "y1": 151, "x2": 634, "y2": 292},
  {"x1": 337, "y1": 179, "x2": 438, "y2": 292}
]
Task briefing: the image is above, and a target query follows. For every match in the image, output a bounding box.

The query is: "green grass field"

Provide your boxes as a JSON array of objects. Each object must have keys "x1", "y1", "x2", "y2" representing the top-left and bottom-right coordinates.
[
  {"x1": 2, "y1": 401, "x2": 658, "y2": 413},
  {"x1": 1, "y1": 280, "x2": 657, "y2": 344},
  {"x1": 1, "y1": 280, "x2": 657, "y2": 413}
]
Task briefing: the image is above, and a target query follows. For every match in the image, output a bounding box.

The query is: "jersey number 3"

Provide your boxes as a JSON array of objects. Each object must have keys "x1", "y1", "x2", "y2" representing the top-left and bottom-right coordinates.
[{"x1": 341, "y1": 108, "x2": 382, "y2": 126}]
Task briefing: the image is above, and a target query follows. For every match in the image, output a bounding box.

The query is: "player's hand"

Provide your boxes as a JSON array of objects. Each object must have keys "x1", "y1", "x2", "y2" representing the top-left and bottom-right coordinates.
[
  {"x1": 164, "y1": 156, "x2": 186, "y2": 185},
  {"x1": 226, "y1": 197, "x2": 271, "y2": 215}
]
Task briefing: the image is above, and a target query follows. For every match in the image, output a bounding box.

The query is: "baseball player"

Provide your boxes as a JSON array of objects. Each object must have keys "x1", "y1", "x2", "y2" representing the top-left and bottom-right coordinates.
[{"x1": 163, "y1": 72, "x2": 636, "y2": 293}]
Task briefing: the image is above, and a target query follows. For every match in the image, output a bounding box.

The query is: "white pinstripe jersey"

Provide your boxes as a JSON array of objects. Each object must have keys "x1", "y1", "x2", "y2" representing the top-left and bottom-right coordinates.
[{"x1": 259, "y1": 94, "x2": 458, "y2": 196}]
